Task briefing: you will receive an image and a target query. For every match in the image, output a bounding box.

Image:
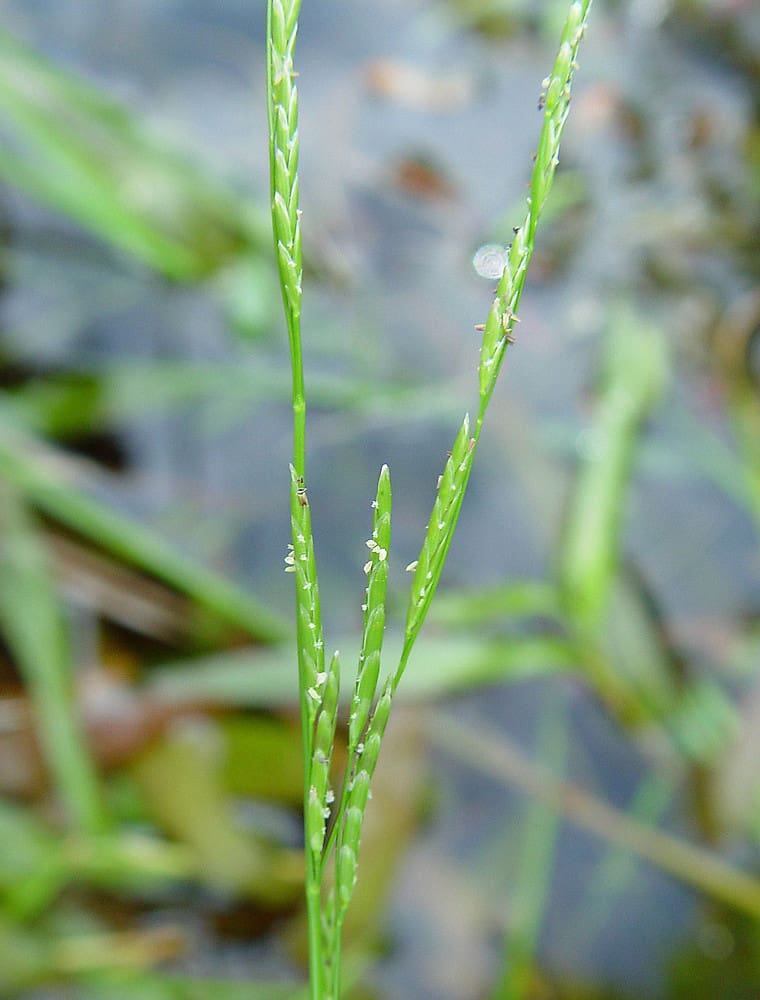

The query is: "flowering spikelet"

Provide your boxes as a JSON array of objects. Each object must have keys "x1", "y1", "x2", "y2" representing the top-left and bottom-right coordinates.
[
  {"x1": 307, "y1": 650, "x2": 340, "y2": 856},
  {"x1": 335, "y1": 682, "x2": 392, "y2": 919},
  {"x1": 348, "y1": 466, "x2": 392, "y2": 753},
  {"x1": 289, "y1": 464, "x2": 324, "y2": 723},
  {"x1": 404, "y1": 415, "x2": 475, "y2": 640},
  {"x1": 268, "y1": 0, "x2": 303, "y2": 333}
]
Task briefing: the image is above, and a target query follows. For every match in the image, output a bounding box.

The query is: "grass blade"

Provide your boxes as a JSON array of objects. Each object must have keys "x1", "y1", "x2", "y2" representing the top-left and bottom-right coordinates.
[
  {"x1": 0, "y1": 419, "x2": 286, "y2": 643},
  {"x1": 559, "y1": 307, "x2": 668, "y2": 631},
  {"x1": 0, "y1": 483, "x2": 105, "y2": 835}
]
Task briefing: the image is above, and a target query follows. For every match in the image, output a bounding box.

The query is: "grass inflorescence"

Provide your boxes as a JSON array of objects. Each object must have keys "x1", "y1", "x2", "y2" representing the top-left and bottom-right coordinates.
[{"x1": 266, "y1": 2, "x2": 593, "y2": 997}]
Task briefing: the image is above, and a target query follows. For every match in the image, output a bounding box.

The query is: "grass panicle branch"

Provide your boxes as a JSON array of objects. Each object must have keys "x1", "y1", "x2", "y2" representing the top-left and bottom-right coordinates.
[
  {"x1": 267, "y1": 0, "x2": 305, "y2": 476},
  {"x1": 349, "y1": 465, "x2": 392, "y2": 755},
  {"x1": 479, "y1": 0, "x2": 592, "y2": 414},
  {"x1": 395, "y1": 0, "x2": 594, "y2": 686}
]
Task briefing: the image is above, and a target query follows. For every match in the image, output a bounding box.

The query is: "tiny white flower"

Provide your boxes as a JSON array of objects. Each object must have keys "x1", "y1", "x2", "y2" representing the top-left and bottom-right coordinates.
[{"x1": 363, "y1": 560, "x2": 372, "y2": 575}]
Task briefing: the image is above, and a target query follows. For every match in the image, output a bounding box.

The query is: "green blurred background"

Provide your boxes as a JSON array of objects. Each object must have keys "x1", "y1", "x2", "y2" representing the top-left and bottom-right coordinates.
[{"x1": 0, "y1": 1, "x2": 758, "y2": 998}]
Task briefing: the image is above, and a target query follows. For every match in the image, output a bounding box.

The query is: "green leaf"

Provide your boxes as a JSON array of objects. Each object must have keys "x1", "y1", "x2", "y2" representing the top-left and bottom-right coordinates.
[
  {"x1": 0, "y1": 31, "x2": 269, "y2": 278},
  {"x1": 0, "y1": 482, "x2": 105, "y2": 835},
  {"x1": 0, "y1": 419, "x2": 286, "y2": 643},
  {"x1": 559, "y1": 306, "x2": 668, "y2": 631},
  {"x1": 148, "y1": 632, "x2": 576, "y2": 709}
]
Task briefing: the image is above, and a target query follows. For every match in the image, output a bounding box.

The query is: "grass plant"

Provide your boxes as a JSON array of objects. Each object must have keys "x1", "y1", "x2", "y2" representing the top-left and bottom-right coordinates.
[
  {"x1": 266, "y1": 1, "x2": 593, "y2": 995},
  {"x1": 0, "y1": 4, "x2": 755, "y2": 997}
]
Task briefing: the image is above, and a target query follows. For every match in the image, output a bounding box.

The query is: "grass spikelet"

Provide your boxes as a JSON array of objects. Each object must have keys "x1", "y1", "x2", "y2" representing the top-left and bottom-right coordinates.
[
  {"x1": 348, "y1": 466, "x2": 391, "y2": 751},
  {"x1": 308, "y1": 651, "x2": 340, "y2": 856},
  {"x1": 404, "y1": 415, "x2": 475, "y2": 641},
  {"x1": 336, "y1": 832, "x2": 358, "y2": 911},
  {"x1": 335, "y1": 684, "x2": 391, "y2": 922},
  {"x1": 290, "y1": 465, "x2": 324, "y2": 720},
  {"x1": 267, "y1": 0, "x2": 302, "y2": 334}
]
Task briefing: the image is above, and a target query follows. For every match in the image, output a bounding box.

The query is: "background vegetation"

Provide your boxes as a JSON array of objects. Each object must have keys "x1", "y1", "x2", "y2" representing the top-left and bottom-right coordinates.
[{"x1": 0, "y1": 1, "x2": 758, "y2": 998}]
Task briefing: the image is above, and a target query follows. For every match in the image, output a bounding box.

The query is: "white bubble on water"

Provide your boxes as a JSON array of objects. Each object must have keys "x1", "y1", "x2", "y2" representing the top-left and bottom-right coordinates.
[{"x1": 472, "y1": 243, "x2": 508, "y2": 280}]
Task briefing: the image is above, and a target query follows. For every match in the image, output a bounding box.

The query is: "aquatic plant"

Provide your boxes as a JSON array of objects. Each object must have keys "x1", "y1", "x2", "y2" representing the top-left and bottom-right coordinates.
[{"x1": 266, "y1": 1, "x2": 593, "y2": 996}]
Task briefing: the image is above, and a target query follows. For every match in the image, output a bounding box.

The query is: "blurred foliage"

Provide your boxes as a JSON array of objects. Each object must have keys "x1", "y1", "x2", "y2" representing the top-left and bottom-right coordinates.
[
  {"x1": 0, "y1": 31, "x2": 270, "y2": 282},
  {"x1": 0, "y1": 3, "x2": 756, "y2": 998}
]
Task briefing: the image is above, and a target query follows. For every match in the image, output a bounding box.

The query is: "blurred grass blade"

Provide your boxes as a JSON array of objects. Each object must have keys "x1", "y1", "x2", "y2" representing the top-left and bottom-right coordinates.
[
  {"x1": 490, "y1": 695, "x2": 567, "y2": 1000},
  {"x1": 561, "y1": 772, "x2": 676, "y2": 957},
  {"x1": 2, "y1": 364, "x2": 468, "y2": 443},
  {"x1": 80, "y1": 973, "x2": 308, "y2": 1000},
  {"x1": 559, "y1": 306, "x2": 668, "y2": 631},
  {"x1": 0, "y1": 30, "x2": 270, "y2": 278},
  {"x1": 430, "y1": 580, "x2": 562, "y2": 629},
  {"x1": 712, "y1": 291, "x2": 760, "y2": 533},
  {"x1": 0, "y1": 419, "x2": 286, "y2": 642},
  {"x1": 0, "y1": 799, "x2": 193, "y2": 920},
  {"x1": 435, "y1": 711, "x2": 760, "y2": 920},
  {"x1": 666, "y1": 679, "x2": 739, "y2": 763},
  {"x1": 148, "y1": 632, "x2": 577, "y2": 709},
  {"x1": 132, "y1": 727, "x2": 302, "y2": 904},
  {"x1": 0, "y1": 482, "x2": 105, "y2": 835}
]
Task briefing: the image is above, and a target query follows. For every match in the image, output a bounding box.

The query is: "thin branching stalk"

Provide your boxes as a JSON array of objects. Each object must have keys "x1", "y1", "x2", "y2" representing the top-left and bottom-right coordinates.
[
  {"x1": 267, "y1": 2, "x2": 593, "y2": 997},
  {"x1": 399, "y1": 0, "x2": 594, "y2": 673}
]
